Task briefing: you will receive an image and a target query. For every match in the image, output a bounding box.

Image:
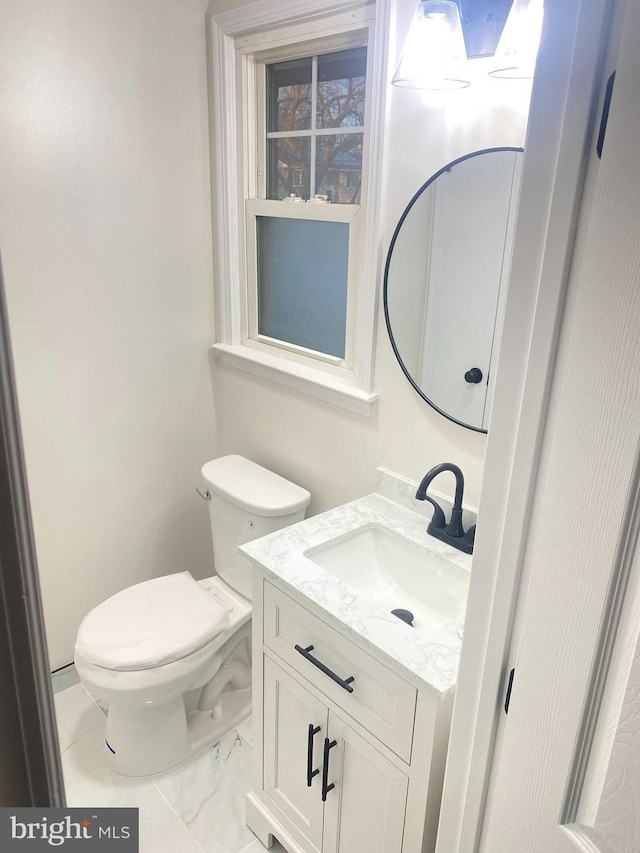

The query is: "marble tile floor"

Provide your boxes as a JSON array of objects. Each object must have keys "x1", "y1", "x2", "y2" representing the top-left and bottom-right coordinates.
[
  {"x1": 53, "y1": 675, "x2": 284, "y2": 853},
  {"x1": 52, "y1": 662, "x2": 81, "y2": 694}
]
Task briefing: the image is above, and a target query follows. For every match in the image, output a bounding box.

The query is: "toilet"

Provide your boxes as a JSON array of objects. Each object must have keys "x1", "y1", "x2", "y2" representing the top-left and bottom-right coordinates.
[{"x1": 74, "y1": 455, "x2": 310, "y2": 777}]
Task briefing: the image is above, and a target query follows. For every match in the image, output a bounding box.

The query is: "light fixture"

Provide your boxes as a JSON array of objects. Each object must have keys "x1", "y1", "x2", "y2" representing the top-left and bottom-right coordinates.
[
  {"x1": 490, "y1": 0, "x2": 544, "y2": 79},
  {"x1": 391, "y1": 1, "x2": 470, "y2": 90}
]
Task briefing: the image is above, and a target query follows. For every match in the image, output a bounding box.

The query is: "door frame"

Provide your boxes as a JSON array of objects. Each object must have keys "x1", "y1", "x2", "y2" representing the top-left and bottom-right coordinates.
[
  {"x1": 0, "y1": 252, "x2": 65, "y2": 807},
  {"x1": 436, "y1": 1, "x2": 614, "y2": 850}
]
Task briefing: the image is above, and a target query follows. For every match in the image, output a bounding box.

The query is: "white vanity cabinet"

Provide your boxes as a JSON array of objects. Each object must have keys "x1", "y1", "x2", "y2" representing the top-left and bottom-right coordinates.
[
  {"x1": 263, "y1": 655, "x2": 408, "y2": 853},
  {"x1": 247, "y1": 574, "x2": 456, "y2": 853}
]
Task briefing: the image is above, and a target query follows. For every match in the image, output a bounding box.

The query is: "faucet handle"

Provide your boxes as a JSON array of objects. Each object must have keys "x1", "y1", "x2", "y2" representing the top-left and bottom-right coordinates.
[
  {"x1": 424, "y1": 496, "x2": 446, "y2": 530},
  {"x1": 464, "y1": 524, "x2": 476, "y2": 549}
]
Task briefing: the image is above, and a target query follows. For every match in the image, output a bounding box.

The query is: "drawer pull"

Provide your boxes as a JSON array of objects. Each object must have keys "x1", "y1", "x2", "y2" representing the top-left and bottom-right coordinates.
[
  {"x1": 321, "y1": 737, "x2": 338, "y2": 802},
  {"x1": 294, "y1": 644, "x2": 355, "y2": 693},
  {"x1": 307, "y1": 723, "x2": 321, "y2": 787}
]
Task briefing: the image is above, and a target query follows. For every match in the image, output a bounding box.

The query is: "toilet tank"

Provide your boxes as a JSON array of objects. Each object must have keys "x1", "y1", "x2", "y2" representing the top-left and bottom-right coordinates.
[{"x1": 200, "y1": 455, "x2": 311, "y2": 601}]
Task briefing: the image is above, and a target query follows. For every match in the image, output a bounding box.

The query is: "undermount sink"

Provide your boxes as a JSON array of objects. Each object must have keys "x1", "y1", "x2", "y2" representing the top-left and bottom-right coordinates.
[{"x1": 304, "y1": 523, "x2": 469, "y2": 636}]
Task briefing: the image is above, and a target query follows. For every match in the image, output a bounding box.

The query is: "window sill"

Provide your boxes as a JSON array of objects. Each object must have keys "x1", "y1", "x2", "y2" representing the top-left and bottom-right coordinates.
[{"x1": 212, "y1": 343, "x2": 378, "y2": 417}]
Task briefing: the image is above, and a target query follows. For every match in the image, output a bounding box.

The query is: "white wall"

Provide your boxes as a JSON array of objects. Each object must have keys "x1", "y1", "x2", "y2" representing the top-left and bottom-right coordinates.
[
  {"x1": 211, "y1": 0, "x2": 532, "y2": 517},
  {"x1": 0, "y1": 0, "x2": 217, "y2": 669},
  {"x1": 0, "y1": 0, "x2": 531, "y2": 669}
]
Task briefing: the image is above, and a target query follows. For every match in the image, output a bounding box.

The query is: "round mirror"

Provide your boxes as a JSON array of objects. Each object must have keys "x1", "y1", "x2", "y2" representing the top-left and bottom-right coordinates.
[{"x1": 384, "y1": 147, "x2": 524, "y2": 433}]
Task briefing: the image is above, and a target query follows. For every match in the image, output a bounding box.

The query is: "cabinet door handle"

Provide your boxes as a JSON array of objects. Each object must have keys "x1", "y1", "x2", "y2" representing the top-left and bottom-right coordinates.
[
  {"x1": 321, "y1": 737, "x2": 337, "y2": 802},
  {"x1": 307, "y1": 724, "x2": 321, "y2": 787},
  {"x1": 464, "y1": 367, "x2": 483, "y2": 384},
  {"x1": 294, "y1": 644, "x2": 355, "y2": 693}
]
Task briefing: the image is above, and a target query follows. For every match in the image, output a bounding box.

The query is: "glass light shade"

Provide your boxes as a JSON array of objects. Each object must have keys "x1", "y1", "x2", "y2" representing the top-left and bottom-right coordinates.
[
  {"x1": 392, "y1": 1, "x2": 470, "y2": 90},
  {"x1": 490, "y1": 0, "x2": 544, "y2": 79}
]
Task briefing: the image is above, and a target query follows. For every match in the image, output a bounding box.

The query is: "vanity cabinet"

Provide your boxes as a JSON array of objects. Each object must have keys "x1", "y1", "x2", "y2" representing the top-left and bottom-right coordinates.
[
  {"x1": 263, "y1": 655, "x2": 408, "y2": 853},
  {"x1": 247, "y1": 574, "x2": 456, "y2": 853}
]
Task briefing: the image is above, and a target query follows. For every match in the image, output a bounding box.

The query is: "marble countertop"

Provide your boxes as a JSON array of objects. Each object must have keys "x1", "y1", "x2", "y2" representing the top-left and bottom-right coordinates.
[{"x1": 241, "y1": 488, "x2": 472, "y2": 697}]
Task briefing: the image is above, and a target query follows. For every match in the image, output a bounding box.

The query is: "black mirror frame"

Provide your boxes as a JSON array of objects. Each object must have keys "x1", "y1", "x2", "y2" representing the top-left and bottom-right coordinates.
[{"x1": 383, "y1": 146, "x2": 524, "y2": 434}]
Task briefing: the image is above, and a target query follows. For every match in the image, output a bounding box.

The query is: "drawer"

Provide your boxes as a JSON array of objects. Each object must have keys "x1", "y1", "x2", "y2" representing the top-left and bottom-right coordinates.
[{"x1": 263, "y1": 581, "x2": 417, "y2": 762}]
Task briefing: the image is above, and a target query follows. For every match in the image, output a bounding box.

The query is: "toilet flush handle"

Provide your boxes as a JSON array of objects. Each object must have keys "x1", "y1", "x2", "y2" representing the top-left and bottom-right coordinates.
[{"x1": 196, "y1": 487, "x2": 212, "y2": 501}]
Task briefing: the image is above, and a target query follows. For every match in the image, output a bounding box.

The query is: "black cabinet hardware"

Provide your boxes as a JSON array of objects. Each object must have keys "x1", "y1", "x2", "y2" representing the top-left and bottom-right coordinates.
[
  {"x1": 294, "y1": 644, "x2": 355, "y2": 693},
  {"x1": 505, "y1": 667, "x2": 516, "y2": 714},
  {"x1": 321, "y1": 737, "x2": 337, "y2": 802},
  {"x1": 307, "y1": 723, "x2": 321, "y2": 787},
  {"x1": 597, "y1": 71, "x2": 616, "y2": 159},
  {"x1": 464, "y1": 367, "x2": 483, "y2": 384}
]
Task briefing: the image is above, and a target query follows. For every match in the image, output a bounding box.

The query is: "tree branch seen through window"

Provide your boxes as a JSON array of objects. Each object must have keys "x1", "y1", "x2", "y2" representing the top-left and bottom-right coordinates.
[{"x1": 267, "y1": 47, "x2": 366, "y2": 203}]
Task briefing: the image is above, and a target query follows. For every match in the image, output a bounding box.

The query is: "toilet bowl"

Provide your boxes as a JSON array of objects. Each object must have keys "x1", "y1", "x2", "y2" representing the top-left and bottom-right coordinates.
[{"x1": 74, "y1": 456, "x2": 310, "y2": 777}]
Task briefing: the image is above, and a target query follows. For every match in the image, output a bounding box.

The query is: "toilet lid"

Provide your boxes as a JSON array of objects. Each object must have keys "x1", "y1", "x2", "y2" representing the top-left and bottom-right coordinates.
[{"x1": 75, "y1": 572, "x2": 230, "y2": 671}]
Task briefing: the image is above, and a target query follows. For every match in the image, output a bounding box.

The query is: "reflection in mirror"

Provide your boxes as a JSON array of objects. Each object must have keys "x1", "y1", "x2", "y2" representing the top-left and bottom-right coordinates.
[{"x1": 384, "y1": 147, "x2": 523, "y2": 432}]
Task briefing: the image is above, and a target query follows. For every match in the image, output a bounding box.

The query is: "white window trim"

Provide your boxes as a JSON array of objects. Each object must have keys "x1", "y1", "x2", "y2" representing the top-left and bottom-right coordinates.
[
  {"x1": 209, "y1": 0, "x2": 391, "y2": 417},
  {"x1": 245, "y1": 199, "x2": 361, "y2": 376}
]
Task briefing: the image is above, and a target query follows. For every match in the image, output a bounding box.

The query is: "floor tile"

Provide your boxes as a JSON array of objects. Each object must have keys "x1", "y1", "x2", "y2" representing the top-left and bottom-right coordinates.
[
  {"x1": 51, "y1": 664, "x2": 80, "y2": 694},
  {"x1": 54, "y1": 680, "x2": 263, "y2": 852},
  {"x1": 155, "y1": 730, "x2": 254, "y2": 853},
  {"x1": 92, "y1": 695, "x2": 109, "y2": 717},
  {"x1": 54, "y1": 683, "x2": 105, "y2": 754},
  {"x1": 236, "y1": 715, "x2": 253, "y2": 745},
  {"x1": 240, "y1": 839, "x2": 287, "y2": 853},
  {"x1": 139, "y1": 796, "x2": 205, "y2": 853},
  {"x1": 61, "y1": 726, "x2": 161, "y2": 809}
]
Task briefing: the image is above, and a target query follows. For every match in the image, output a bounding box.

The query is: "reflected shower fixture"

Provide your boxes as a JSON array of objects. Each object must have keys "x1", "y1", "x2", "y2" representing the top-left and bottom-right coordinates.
[
  {"x1": 489, "y1": 0, "x2": 544, "y2": 79},
  {"x1": 391, "y1": 0, "x2": 470, "y2": 90}
]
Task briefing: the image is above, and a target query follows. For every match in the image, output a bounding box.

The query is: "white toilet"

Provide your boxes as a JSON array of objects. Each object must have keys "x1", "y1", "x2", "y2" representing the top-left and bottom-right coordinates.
[{"x1": 74, "y1": 455, "x2": 310, "y2": 777}]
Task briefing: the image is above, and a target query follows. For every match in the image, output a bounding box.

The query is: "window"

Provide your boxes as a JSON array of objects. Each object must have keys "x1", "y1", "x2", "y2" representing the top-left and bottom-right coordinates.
[
  {"x1": 245, "y1": 44, "x2": 367, "y2": 370},
  {"x1": 256, "y1": 215, "x2": 349, "y2": 358},
  {"x1": 211, "y1": 1, "x2": 389, "y2": 416},
  {"x1": 266, "y1": 48, "x2": 366, "y2": 204}
]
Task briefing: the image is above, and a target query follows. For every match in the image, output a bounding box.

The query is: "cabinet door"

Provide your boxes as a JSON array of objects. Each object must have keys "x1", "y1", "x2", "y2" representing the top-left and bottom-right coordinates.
[
  {"x1": 263, "y1": 655, "x2": 327, "y2": 852},
  {"x1": 322, "y1": 713, "x2": 408, "y2": 853}
]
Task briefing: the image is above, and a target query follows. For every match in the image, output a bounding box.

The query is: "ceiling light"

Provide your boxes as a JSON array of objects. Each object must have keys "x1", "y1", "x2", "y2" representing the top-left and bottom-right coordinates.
[
  {"x1": 490, "y1": 0, "x2": 544, "y2": 79},
  {"x1": 392, "y1": 1, "x2": 470, "y2": 90}
]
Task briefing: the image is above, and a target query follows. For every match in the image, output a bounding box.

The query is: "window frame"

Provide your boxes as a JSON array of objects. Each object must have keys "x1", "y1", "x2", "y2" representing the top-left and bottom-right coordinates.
[
  {"x1": 246, "y1": 34, "x2": 367, "y2": 376},
  {"x1": 210, "y1": 0, "x2": 391, "y2": 417},
  {"x1": 245, "y1": 198, "x2": 361, "y2": 376}
]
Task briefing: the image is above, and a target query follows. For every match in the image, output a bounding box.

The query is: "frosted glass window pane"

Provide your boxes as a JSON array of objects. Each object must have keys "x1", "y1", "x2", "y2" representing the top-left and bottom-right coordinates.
[{"x1": 257, "y1": 217, "x2": 349, "y2": 358}]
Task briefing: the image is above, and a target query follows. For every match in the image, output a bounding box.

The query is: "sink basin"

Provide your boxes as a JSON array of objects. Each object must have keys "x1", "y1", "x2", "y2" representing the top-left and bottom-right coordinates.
[{"x1": 304, "y1": 523, "x2": 469, "y2": 636}]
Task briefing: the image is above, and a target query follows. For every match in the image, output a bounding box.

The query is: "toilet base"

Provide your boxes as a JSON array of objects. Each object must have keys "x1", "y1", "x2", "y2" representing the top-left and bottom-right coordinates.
[
  {"x1": 74, "y1": 576, "x2": 253, "y2": 777},
  {"x1": 98, "y1": 605, "x2": 253, "y2": 778},
  {"x1": 104, "y1": 684, "x2": 252, "y2": 777}
]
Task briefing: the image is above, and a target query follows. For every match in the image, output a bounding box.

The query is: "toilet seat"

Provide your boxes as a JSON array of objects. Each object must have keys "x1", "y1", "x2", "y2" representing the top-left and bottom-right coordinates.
[{"x1": 75, "y1": 572, "x2": 230, "y2": 672}]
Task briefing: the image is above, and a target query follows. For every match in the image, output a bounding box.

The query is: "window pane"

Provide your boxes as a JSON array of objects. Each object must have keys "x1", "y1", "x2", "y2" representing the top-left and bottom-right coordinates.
[
  {"x1": 267, "y1": 137, "x2": 311, "y2": 200},
  {"x1": 257, "y1": 217, "x2": 348, "y2": 358},
  {"x1": 317, "y1": 47, "x2": 366, "y2": 129},
  {"x1": 267, "y1": 58, "x2": 312, "y2": 132},
  {"x1": 316, "y1": 133, "x2": 363, "y2": 203}
]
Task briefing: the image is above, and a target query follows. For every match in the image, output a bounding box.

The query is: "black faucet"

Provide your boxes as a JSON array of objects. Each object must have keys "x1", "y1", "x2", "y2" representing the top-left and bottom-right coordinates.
[{"x1": 415, "y1": 463, "x2": 475, "y2": 554}]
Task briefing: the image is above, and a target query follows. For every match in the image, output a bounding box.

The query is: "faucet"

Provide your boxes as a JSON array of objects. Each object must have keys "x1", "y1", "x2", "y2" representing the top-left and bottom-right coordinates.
[{"x1": 415, "y1": 463, "x2": 475, "y2": 554}]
